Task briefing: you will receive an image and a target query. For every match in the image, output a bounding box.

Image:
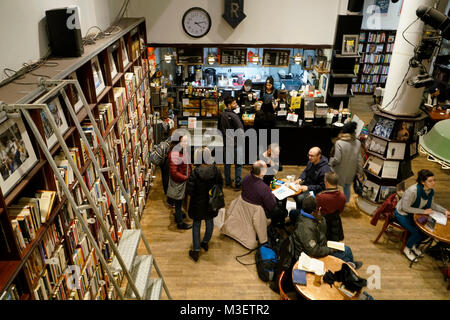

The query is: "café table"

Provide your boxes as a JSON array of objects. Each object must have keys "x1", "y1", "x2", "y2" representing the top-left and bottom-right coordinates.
[{"x1": 292, "y1": 255, "x2": 360, "y2": 300}]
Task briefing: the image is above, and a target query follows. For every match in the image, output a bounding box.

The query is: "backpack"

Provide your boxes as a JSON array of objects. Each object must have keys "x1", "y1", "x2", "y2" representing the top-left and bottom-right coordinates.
[
  {"x1": 149, "y1": 140, "x2": 170, "y2": 166},
  {"x1": 208, "y1": 166, "x2": 225, "y2": 212},
  {"x1": 255, "y1": 244, "x2": 277, "y2": 282}
]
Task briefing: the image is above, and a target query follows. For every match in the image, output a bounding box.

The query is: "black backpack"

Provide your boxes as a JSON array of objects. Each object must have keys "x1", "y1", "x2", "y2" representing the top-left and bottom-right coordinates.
[{"x1": 149, "y1": 140, "x2": 170, "y2": 166}]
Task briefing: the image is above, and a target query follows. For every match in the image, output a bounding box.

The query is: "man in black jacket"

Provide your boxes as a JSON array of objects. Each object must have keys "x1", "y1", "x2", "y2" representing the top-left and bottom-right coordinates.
[
  {"x1": 289, "y1": 147, "x2": 331, "y2": 224},
  {"x1": 219, "y1": 96, "x2": 244, "y2": 189}
]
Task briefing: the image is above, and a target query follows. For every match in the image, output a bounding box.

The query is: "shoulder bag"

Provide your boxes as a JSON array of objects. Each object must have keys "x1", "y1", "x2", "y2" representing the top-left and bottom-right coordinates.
[{"x1": 167, "y1": 160, "x2": 188, "y2": 201}]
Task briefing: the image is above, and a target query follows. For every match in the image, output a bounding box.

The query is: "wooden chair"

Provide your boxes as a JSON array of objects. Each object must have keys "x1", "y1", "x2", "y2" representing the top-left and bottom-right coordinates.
[
  {"x1": 278, "y1": 270, "x2": 299, "y2": 300},
  {"x1": 373, "y1": 215, "x2": 408, "y2": 253}
]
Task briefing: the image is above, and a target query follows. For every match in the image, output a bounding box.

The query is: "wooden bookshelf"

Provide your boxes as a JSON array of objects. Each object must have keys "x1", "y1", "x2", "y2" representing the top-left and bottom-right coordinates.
[
  {"x1": 352, "y1": 30, "x2": 396, "y2": 95},
  {"x1": 0, "y1": 18, "x2": 155, "y2": 300}
]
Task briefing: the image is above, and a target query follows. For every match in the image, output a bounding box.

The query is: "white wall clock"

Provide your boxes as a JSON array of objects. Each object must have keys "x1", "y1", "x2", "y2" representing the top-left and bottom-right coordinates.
[{"x1": 182, "y1": 7, "x2": 211, "y2": 38}]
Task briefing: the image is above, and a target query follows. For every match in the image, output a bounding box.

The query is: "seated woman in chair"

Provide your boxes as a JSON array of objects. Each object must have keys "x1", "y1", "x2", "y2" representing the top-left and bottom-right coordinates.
[{"x1": 395, "y1": 169, "x2": 450, "y2": 262}]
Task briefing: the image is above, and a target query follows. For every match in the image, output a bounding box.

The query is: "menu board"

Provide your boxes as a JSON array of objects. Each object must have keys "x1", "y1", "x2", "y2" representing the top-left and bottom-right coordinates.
[
  {"x1": 262, "y1": 49, "x2": 290, "y2": 67},
  {"x1": 219, "y1": 48, "x2": 247, "y2": 65},
  {"x1": 176, "y1": 47, "x2": 204, "y2": 64}
]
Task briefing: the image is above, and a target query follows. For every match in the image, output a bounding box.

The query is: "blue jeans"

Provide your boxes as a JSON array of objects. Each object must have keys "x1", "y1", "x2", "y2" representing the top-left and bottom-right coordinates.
[
  {"x1": 174, "y1": 199, "x2": 184, "y2": 224},
  {"x1": 192, "y1": 219, "x2": 214, "y2": 251},
  {"x1": 224, "y1": 164, "x2": 242, "y2": 186},
  {"x1": 343, "y1": 184, "x2": 351, "y2": 203},
  {"x1": 330, "y1": 245, "x2": 354, "y2": 263},
  {"x1": 394, "y1": 210, "x2": 427, "y2": 249}
]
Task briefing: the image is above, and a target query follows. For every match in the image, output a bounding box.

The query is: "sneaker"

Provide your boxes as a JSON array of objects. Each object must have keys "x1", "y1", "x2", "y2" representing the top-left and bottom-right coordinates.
[
  {"x1": 177, "y1": 222, "x2": 192, "y2": 230},
  {"x1": 403, "y1": 247, "x2": 417, "y2": 262},
  {"x1": 200, "y1": 242, "x2": 209, "y2": 252},
  {"x1": 353, "y1": 261, "x2": 363, "y2": 270},
  {"x1": 189, "y1": 250, "x2": 199, "y2": 262},
  {"x1": 411, "y1": 245, "x2": 423, "y2": 257}
]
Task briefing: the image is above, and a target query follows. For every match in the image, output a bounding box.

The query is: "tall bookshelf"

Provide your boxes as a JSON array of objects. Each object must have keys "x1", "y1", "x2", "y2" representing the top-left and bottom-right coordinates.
[
  {"x1": 0, "y1": 18, "x2": 155, "y2": 300},
  {"x1": 352, "y1": 30, "x2": 396, "y2": 94}
]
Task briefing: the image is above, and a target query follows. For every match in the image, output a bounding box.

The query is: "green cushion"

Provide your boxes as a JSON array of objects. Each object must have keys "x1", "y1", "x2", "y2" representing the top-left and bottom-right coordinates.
[{"x1": 419, "y1": 119, "x2": 450, "y2": 163}]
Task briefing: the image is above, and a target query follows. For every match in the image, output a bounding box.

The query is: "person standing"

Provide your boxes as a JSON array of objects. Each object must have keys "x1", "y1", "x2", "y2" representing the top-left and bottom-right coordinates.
[
  {"x1": 186, "y1": 147, "x2": 223, "y2": 262},
  {"x1": 237, "y1": 79, "x2": 256, "y2": 111},
  {"x1": 329, "y1": 121, "x2": 363, "y2": 203},
  {"x1": 395, "y1": 169, "x2": 450, "y2": 261},
  {"x1": 219, "y1": 96, "x2": 244, "y2": 190},
  {"x1": 168, "y1": 134, "x2": 192, "y2": 230}
]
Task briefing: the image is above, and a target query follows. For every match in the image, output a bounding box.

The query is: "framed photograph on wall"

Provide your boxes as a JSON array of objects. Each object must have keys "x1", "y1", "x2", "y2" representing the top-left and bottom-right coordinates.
[
  {"x1": 342, "y1": 34, "x2": 359, "y2": 55},
  {"x1": 386, "y1": 142, "x2": 406, "y2": 160},
  {"x1": 65, "y1": 72, "x2": 83, "y2": 113},
  {"x1": 41, "y1": 95, "x2": 69, "y2": 150},
  {"x1": 0, "y1": 116, "x2": 39, "y2": 196},
  {"x1": 91, "y1": 56, "x2": 106, "y2": 97}
]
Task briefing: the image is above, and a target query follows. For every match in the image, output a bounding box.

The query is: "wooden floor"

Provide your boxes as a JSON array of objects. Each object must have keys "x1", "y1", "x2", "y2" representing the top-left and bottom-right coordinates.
[{"x1": 138, "y1": 96, "x2": 450, "y2": 300}]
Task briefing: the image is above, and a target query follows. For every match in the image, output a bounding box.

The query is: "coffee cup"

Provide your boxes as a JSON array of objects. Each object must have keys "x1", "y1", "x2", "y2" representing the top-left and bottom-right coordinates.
[{"x1": 313, "y1": 269, "x2": 324, "y2": 286}]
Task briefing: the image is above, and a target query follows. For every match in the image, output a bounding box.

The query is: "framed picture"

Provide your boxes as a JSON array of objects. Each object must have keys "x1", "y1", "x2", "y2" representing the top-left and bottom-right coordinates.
[
  {"x1": 108, "y1": 49, "x2": 118, "y2": 79},
  {"x1": 395, "y1": 121, "x2": 413, "y2": 142},
  {"x1": 319, "y1": 74, "x2": 329, "y2": 100},
  {"x1": 41, "y1": 95, "x2": 69, "y2": 149},
  {"x1": 368, "y1": 136, "x2": 388, "y2": 155},
  {"x1": 342, "y1": 34, "x2": 359, "y2": 55},
  {"x1": 120, "y1": 38, "x2": 130, "y2": 67},
  {"x1": 91, "y1": 56, "x2": 106, "y2": 97},
  {"x1": 362, "y1": 179, "x2": 380, "y2": 203},
  {"x1": 386, "y1": 142, "x2": 406, "y2": 160},
  {"x1": 65, "y1": 72, "x2": 83, "y2": 113},
  {"x1": 365, "y1": 155, "x2": 384, "y2": 176},
  {"x1": 0, "y1": 116, "x2": 39, "y2": 196},
  {"x1": 381, "y1": 160, "x2": 399, "y2": 179}
]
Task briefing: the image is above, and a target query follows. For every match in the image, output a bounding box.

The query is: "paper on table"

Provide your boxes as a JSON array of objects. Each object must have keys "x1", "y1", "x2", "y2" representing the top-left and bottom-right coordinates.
[
  {"x1": 272, "y1": 185, "x2": 296, "y2": 200},
  {"x1": 327, "y1": 241, "x2": 345, "y2": 251},
  {"x1": 286, "y1": 200, "x2": 297, "y2": 213},
  {"x1": 430, "y1": 211, "x2": 447, "y2": 226},
  {"x1": 297, "y1": 252, "x2": 324, "y2": 274}
]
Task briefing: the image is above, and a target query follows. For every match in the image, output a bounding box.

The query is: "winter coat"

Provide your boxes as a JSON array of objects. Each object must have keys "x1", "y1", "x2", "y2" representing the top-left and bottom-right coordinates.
[
  {"x1": 299, "y1": 156, "x2": 331, "y2": 194},
  {"x1": 290, "y1": 211, "x2": 334, "y2": 261},
  {"x1": 221, "y1": 195, "x2": 270, "y2": 249},
  {"x1": 329, "y1": 133, "x2": 363, "y2": 186},
  {"x1": 219, "y1": 109, "x2": 244, "y2": 147},
  {"x1": 186, "y1": 165, "x2": 223, "y2": 220},
  {"x1": 168, "y1": 150, "x2": 192, "y2": 183}
]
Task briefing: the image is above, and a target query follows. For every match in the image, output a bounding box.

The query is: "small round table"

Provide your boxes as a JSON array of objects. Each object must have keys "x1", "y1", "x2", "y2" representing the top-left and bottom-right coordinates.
[
  {"x1": 292, "y1": 256, "x2": 360, "y2": 300},
  {"x1": 270, "y1": 179, "x2": 303, "y2": 198}
]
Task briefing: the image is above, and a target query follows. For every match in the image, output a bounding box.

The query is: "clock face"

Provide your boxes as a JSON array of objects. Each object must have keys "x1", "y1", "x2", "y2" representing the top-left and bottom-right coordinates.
[{"x1": 182, "y1": 7, "x2": 211, "y2": 38}]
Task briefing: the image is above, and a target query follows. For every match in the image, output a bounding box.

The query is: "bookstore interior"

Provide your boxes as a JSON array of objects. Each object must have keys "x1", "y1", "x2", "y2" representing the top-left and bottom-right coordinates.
[{"x1": 0, "y1": 0, "x2": 449, "y2": 302}]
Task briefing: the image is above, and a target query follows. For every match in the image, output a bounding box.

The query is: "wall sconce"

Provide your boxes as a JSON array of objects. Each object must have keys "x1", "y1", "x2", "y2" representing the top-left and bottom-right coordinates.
[
  {"x1": 251, "y1": 48, "x2": 260, "y2": 64},
  {"x1": 164, "y1": 52, "x2": 172, "y2": 63},
  {"x1": 207, "y1": 49, "x2": 216, "y2": 65},
  {"x1": 293, "y1": 53, "x2": 303, "y2": 65}
]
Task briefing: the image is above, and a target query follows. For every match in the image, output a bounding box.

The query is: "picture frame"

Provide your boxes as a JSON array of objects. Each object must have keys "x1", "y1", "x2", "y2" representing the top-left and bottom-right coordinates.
[
  {"x1": 65, "y1": 72, "x2": 83, "y2": 113},
  {"x1": 41, "y1": 95, "x2": 69, "y2": 150},
  {"x1": 91, "y1": 56, "x2": 106, "y2": 97},
  {"x1": 365, "y1": 155, "x2": 384, "y2": 176},
  {"x1": 381, "y1": 160, "x2": 399, "y2": 179},
  {"x1": 368, "y1": 136, "x2": 388, "y2": 156},
  {"x1": 120, "y1": 38, "x2": 130, "y2": 67},
  {"x1": 362, "y1": 179, "x2": 380, "y2": 203},
  {"x1": 108, "y1": 49, "x2": 118, "y2": 79},
  {"x1": 342, "y1": 34, "x2": 359, "y2": 55},
  {"x1": 0, "y1": 116, "x2": 39, "y2": 196},
  {"x1": 386, "y1": 142, "x2": 406, "y2": 160},
  {"x1": 395, "y1": 121, "x2": 413, "y2": 142},
  {"x1": 373, "y1": 118, "x2": 395, "y2": 139}
]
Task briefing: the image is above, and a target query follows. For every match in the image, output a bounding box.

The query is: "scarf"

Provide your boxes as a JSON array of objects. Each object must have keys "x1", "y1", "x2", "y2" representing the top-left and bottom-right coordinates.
[{"x1": 412, "y1": 183, "x2": 434, "y2": 209}]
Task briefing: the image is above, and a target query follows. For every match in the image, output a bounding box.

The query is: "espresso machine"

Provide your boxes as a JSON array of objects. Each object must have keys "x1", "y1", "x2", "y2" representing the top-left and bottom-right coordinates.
[{"x1": 203, "y1": 68, "x2": 217, "y2": 86}]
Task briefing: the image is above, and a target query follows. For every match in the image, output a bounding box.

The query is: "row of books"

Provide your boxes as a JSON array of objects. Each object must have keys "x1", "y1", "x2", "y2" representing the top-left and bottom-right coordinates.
[
  {"x1": 0, "y1": 284, "x2": 20, "y2": 300},
  {"x1": 361, "y1": 43, "x2": 385, "y2": 54},
  {"x1": 385, "y1": 43, "x2": 394, "y2": 53},
  {"x1": 98, "y1": 103, "x2": 115, "y2": 134},
  {"x1": 361, "y1": 53, "x2": 392, "y2": 64},
  {"x1": 351, "y1": 83, "x2": 377, "y2": 93},
  {"x1": 360, "y1": 31, "x2": 394, "y2": 43},
  {"x1": 9, "y1": 191, "x2": 56, "y2": 253},
  {"x1": 361, "y1": 64, "x2": 390, "y2": 75},
  {"x1": 358, "y1": 74, "x2": 388, "y2": 85}
]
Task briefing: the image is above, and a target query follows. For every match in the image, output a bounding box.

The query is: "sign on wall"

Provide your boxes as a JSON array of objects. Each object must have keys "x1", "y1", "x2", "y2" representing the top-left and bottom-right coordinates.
[{"x1": 223, "y1": 0, "x2": 246, "y2": 28}]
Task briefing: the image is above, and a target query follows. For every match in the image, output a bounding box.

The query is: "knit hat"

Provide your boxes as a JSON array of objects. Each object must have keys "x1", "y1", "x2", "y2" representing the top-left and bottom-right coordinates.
[
  {"x1": 342, "y1": 121, "x2": 357, "y2": 134},
  {"x1": 302, "y1": 196, "x2": 317, "y2": 214}
]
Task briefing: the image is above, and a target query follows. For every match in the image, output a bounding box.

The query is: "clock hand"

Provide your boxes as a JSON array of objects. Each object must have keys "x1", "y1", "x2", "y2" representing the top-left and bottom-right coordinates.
[{"x1": 195, "y1": 21, "x2": 206, "y2": 26}]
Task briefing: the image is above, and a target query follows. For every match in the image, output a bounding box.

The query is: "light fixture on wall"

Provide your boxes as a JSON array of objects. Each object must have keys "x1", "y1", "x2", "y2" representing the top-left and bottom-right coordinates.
[
  {"x1": 207, "y1": 48, "x2": 216, "y2": 65},
  {"x1": 164, "y1": 52, "x2": 172, "y2": 63},
  {"x1": 293, "y1": 50, "x2": 303, "y2": 65},
  {"x1": 251, "y1": 48, "x2": 260, "y2": 64}
]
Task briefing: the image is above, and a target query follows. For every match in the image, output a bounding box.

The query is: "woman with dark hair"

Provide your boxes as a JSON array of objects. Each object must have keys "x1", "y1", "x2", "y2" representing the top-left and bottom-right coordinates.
[
  {"x1": 186, "y1": 147, "x2": 223, "y2": 261},
  {"x1": 168, "y1": 133, "x2": 192, "y2": 230},
  {"x1": 260, "y1": 76, "x2": 278, "y2": 105},
  {"x1": 395, "y1": 169, "x2": 450, "y2": 261},
  {"x1": 329, "y1": 121, "x2": 363, "y2": 202}
]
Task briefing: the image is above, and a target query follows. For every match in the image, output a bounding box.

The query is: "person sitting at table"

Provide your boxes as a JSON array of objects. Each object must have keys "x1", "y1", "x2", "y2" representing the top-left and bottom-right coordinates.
[
  {"x1": 259, "y1": 143, "x2": 283, "y2": 186},
  {"x1": 395, "y1": 169, "x2": 450, "y2": 262},
  {"x1": 289, "y1": 147, "x2": 331, "y2": 224},
  {"x1": 316, "y1": 172, "x2": 346, "y2": 241},
  {"x1": 242, "y1": 160, "x2": 285, "y2": 225},
  {"x1": 290, "y1": 196, "x2": 363, "y2": 269}
]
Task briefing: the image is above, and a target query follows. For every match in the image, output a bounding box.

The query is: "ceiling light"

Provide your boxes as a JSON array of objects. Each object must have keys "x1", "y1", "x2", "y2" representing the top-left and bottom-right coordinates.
[{"x1": 164, "y1": 53, "x2": 172, "y2": 63}]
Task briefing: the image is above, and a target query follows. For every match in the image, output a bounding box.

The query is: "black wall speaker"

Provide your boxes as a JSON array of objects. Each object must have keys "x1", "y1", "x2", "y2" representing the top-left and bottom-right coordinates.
[
  {"x1": 45, "y1": 7, "x2": 84, "y2": 57},
  {"x1": 347, "y1": 0, "x2": 364, "y2": 13}
]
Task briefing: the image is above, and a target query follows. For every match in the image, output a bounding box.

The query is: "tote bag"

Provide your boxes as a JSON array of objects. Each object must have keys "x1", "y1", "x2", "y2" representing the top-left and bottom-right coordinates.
[{"x1": 167, "y1": 161, "x2": 188, "y2": 200}]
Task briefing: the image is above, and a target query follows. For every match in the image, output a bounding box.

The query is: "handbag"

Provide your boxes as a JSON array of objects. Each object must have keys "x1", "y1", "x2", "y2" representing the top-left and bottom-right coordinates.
[
  {"x1": 353, "y1": 175, "x2": 363, "y2": 196},
  {"x1": 208, "y1": 166, "x2": 225, "y2": 212},
  {"x1": 167, "y1": 159, "x2": 189, "y2": 201}
]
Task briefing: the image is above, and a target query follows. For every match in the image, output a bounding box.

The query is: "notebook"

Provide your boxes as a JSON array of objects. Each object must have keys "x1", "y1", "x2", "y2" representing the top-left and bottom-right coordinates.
[{"x1": 293, "y1": 269, "x2": 307, "y2": 286}]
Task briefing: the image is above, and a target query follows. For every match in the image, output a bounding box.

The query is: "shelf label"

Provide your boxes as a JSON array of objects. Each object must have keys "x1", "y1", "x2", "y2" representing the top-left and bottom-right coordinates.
[{"x1": 182, "y1": 98, "x2": 190, "y2": 106}]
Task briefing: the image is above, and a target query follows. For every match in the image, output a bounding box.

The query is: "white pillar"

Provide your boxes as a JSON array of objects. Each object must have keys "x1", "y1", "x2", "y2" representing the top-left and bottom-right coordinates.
[{"x1": 380, "y1": 0, "x2": 433, "y2": 116}]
